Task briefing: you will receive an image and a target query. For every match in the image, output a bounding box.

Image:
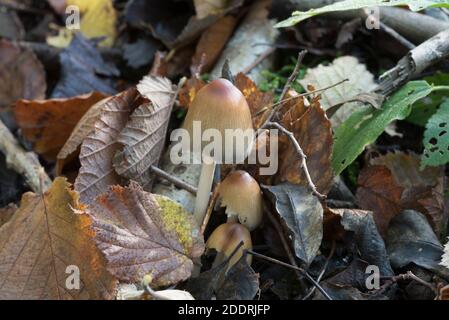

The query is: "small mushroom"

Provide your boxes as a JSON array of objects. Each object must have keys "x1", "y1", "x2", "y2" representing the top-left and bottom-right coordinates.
[
  {"x1": 182, "y1": 79, "x2": 254, "y2": 225},
  {"x1": 218, "y1": 170, "x2": 263, "y2": 231},
  {"x1": 206, "y1": 222, "x2": 252, "y2": 270}
]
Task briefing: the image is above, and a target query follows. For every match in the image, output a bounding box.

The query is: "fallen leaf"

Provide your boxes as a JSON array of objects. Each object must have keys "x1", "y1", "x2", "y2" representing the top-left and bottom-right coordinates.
[
  {"x1": 192, "y1": 16, "x2": 237, "y2": 72},
  {"x1": 0, "y1": 177, "x2": 117, "y2": 299},
  {"x1": 75, "y1": 88, "x2": 138, "y2": 205},
  {"x1": 299, "y1": 56, "x2": 377, "y2": 127},
  {"x1": 387, "y1": 210, "x2": 449, "y2": 280},
  {"x1": 123, "y1": 37, "x2": 160, "y2": 69},
  {"x1": 56, "y1": 96, "x2": 112, "y2": 175},
  {"x1": 262, "y1": 183, "x2": 323, "y2": 265},
  {"x1": 178, "y1": 76, "x2": 206, "y2": 109},
  {"x1": 276, "y1": 95, "x2": 334, "y2": 194},
  {"x1": 0, "y1": 203, "x2": 16, "y2": 228},
  {"x1": 442, "y1": 239, "x2": 449, "y2": 270},
  {"x1": 356, "y1": 165, "x2": 404, "y2": 236},
  {"x1": 114, "y1": 76, "x2": 175, "y2": 189},
  {"x1": 0, "y1": 10, "x2": 24, "y2": 40},
  {"x1": 358, "y1": 152, "x2": 446, "y2": 235},
  {"x1": 15, "y1": 92, "x2": 107, "y2": 159},
  {"x1": 235, "y1": 72, "x2": 274, "y2": 128},
  {"x1": 216, "y1": 256, "x2": 259, "y2": 300},
  {"x1": 47, "y1": 0, "x2": 117, "y2": 48},
  {"x1": 86, "y1": 182, "x2": 204, "y2": 286},
  {"x1": 52, "y1": 34, "x2": 118, "y2": 98},
  {"x1": 185, "y1": 262, "x2": 227, "y2": 300},
  {"x1": 422, "y1": 99, "x2": 449, "y2": 167},
  {"x1": 0, "y1": 154, "x2": 25, "y2": 207},
  {"x1": 0, "y1": 39, "x2": 46, "y2": 109},
  {"x1": 193, "y1": 0, "x2": 230, "y2": 19}
]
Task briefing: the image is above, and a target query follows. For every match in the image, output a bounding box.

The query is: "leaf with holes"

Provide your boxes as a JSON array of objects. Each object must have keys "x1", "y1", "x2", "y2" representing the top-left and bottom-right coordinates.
[
  {"x1": 113, "y1": 76, "x2": 175, "y2": 189},
  {"x1": 85, "y1": 181, "x2": 204, "y2": 286},
  {"x1": 75, "y1": 88, "x2": 138, "y2": 205},
  {"x1": 332, "y1": 81, "x2": 433, "y2": 175},
  {"x1": 422, "y1": 100, "x2": 449, "y2": 167},
  {"x1": 0, "y1": 177, "x2": 117, "y2": 299},
  {"x1": 262, "y1": 183, "x2": 323, "y2": 265}
]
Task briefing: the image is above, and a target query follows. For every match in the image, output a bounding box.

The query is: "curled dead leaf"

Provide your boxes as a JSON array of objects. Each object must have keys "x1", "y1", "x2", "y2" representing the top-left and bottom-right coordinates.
[{"x1": 15, "y1": 92, "x2": 107, "y2": 160}]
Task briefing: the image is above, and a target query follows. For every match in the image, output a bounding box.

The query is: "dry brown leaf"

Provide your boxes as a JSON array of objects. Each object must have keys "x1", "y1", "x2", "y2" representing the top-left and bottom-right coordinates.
[
  {"x1": 274, "y1": 96, "x2": 334, "y2": 194},
  {"x1": 178, "y1": 76, "x2": 206, "y2": 109},
  {"x1": 56, "y1": 96, "x2": 113, "y2": 175},
  {"x1": 75, "y1": 88, "x2": 138, "y2": 205},
  {"x1": 356, "y1": 165, "x2": 404, "y2": 236},
  {"x1": 0, "y1": 204, "x2": 16, "y2": 228},
  {"x1": 193, "y1": 0, "x2": 229, "y2": 19},
  {"x1": 86, "y1": 181, "x2": 204, "y2": 286},
  {"x1": 113, "y1": 76, "x2": 175, "y2": 189},
  {"x1": 15, "y1": 92, "x2": 107, "y2": 159},
  {"x1": 192, "y1": 15, "x2": 237, "y2": 72},
  {"x1": 235, "y1": 72, "x2": 274, "y2": 129},
  {"x1": 0, "y1": 177, "x2": 117, "y2": 299},
  {"x1": 0, "y1": 39, "x2": 46, "y2": 109},
  {"x1": 368, "y1": 152, "x2": 446, "y2": 235}
]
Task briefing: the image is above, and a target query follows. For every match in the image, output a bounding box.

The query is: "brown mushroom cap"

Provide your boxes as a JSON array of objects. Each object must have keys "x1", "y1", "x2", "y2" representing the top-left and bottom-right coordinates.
[
  {"x1": 218, "y1": 170, "x2": 263, "y2": 231},
  {"x1": 206, "y1": 222, "x2": 252, "y2": 269},
  {"x1": 182, "y1": 78, "x2": 254, "y2": 163}
]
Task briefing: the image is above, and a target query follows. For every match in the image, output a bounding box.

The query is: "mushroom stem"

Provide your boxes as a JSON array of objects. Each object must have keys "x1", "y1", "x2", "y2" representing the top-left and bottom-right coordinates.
[{"x1": 193, "y1": 159, "x2": 216, "y2": 225}]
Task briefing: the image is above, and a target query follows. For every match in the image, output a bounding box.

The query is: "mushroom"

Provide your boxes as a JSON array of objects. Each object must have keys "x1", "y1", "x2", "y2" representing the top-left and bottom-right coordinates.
[
  {"x1": 206, "y1": 222, "x2": 252, "y2": 270},
  {"x1": 182, "y1": 79, "x2": 254, "y2": 225},
  {"x1": 218, "y1": 170, "x2": 263, "y2": 231}
]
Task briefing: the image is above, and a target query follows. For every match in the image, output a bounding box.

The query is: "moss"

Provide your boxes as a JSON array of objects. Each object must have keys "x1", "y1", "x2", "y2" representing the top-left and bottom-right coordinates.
[{"x1": 155, "y1": 195, "x2": 194, "y2": 253}]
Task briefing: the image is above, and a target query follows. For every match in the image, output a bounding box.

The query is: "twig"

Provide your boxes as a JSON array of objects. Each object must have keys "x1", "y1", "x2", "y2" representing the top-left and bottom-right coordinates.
[
  {"x1": 302, "y1": 240, "x2": 336, "y2": 300},
  {"x1": 256, "y1": 79, "x2": 349, "y2": 124},
  {"x1": 150, "y1": 165, "x2": 197, "y2": 195},
  {"x1": 200, "y1": 183, "x2": 221, "y2": 235},
  {"x1": 241, "y1": 46, "x2": 276, "y2": 74},
  {"x1": 0, "y1": 119, "x2": 51, "y2": 193},
  {"x1": 379, "y1": 21, "x2": 415, "y2": 50},
  {"x1": 264, "y1": 121, "x2": 326, "y2": 201},
  {"x1": 264, "y1": 206, "x2": 303, "y2": 281},
  {"x1": 245, "y1": 249, "x2": 333, "y2": 300},
  {"x1": 380, "y1": 271, "x2": 438, "y2": 296},
  {"x1": 279, "y1": 50, "x2": 307, "y2": 102}
]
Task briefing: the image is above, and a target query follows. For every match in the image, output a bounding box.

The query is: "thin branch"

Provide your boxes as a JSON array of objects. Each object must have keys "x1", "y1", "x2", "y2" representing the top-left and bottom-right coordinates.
[
  {"x1": 150, "y1": 165, "x2": 197, "y2": 195},
  {"x1": 380, "y1": 271, "x2": 438, "y2": 296},
  {"x1": 302, "y1": 240, "x2": 336, "y2": 300},
  {"x1": 279, "y1": 50, "x2": 307, "y2": 102},
  {"x1": 245, "y1": 249, "x2": 333, "y2": 300},
  {"x1": 241, "y1": 46, "x2": 276, "y2": 74},
  {"x1": 0, "y1": 119, "x2": 51, "y2": 193},
  {"x1": 264, "y1": 121, "x2": 326, "y2": 201},
  {"x1": 200, "y1": 182, "x2": 220, "y2": 235}
]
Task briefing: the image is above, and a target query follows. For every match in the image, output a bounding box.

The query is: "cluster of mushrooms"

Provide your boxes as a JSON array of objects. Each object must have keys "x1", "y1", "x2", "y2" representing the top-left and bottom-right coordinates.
[{"x1": 181, "y1": 78, "x2": 263, "y2": 270}]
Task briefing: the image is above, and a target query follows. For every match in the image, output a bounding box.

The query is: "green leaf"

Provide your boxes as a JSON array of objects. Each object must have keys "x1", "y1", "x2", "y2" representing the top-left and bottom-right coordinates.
[
  {"x1": 332, "y1": 81, "x2": 433, "y2": 175},
  {"x1": 275, "y1": 0, "x2": 449, "y2": 28},
  {"x1": 422, "y1": 100, "x2": 449, "y2": 167},
  {"x1": 407, "y1": 73, "x2": 449, "y2": 126}
]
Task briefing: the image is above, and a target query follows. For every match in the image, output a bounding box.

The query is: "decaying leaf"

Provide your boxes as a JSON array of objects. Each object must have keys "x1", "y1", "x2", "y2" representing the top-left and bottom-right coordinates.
[
  {"x1": 179, "y1": 76, "x2": 206, "y2": 109},
  {"x1": 357, "y1": 152, "x2": 446, "y2": 235},
  {"x1": 299, "y1": 56, "x2": 377, "y2": 127},
  {"x1": 0, "y1": 204, "x2": 16, "y2": 228},
  {"x1": 15, "y1": 92, "x2": 107, "y2": 159},
  {"x1": 275, "y1": 95, "x2": 334, "y2": 194},
  {"x1": 86, "y1": 182, "x2": 204, "y2": 286},
  {"x1": 0, "y1": 177, "x2": 117, "y2": 299},
  {"x1": 215, "y1": 256, "x2": 260, "y2": 300},
  {"x1": 113, "y1": 76, "x2": 175, "y2": 188},
  {"x1": 0, "y1": 39, "x2": 46, "y2": 109},
  {"x1": 47, "y1": 0, "x2": 117, "y2": 48},
  {"x1": 75, "y1": 88, "x2": 138, "y2": 205},
  {"x1": 0, "y1": 154, "x2": 25, "y2": 207},
  {"x1": 194, "y1": 0, "x2": 230, "y2": 19},
  {"x1": 56, "y1": 96, "x2": 112, "y2": 175},
  {"x1": 422, "y1": 100, "x2": 449, "y2": 167},
  {"x1": 262, "y1": 183, "x2": 323, "y2": 265},
  {"x1": 52, "y1": 34, "x2": 118, "y2": 98},
  {"x1": 192, "y1": 15, "x2": 237, "y2": 72},
  {"x1": 356, "y1": 165, "x2": 404, "y2": 236},
  {"x1": 387, "y1": 210, "x2": 449, "y2": 280},
  {"x1": 235, "y1": 72, "x2": 274, "y2": 128}
]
